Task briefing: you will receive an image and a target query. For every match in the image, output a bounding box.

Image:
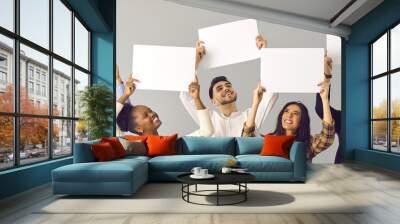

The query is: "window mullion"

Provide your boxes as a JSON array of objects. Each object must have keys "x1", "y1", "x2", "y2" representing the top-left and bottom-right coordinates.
[
  {"x1": 71, "y1": 10, "x2": 76, "y2": 155},
  {"x1": 48, "y1": 0, "x2": 54, "y2": 160},
  {"x1": 13, "y1": 0, "x2": 21, "y2": 167},
  {"x1": 387, "y1": 30, "x2": 391, "y2": 152}
]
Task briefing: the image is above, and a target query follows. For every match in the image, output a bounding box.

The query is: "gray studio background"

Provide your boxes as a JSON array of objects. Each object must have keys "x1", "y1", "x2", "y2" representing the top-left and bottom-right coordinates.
[{"x1": 116, "y1": 0, "x2": 341, "y2": 163}]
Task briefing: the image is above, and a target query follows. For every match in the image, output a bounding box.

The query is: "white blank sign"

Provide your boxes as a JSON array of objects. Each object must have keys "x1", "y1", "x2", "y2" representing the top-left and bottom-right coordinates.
[
  {"x1": 326, "y1": 34, "x2": 341, "y2": 65},
  {"x1": 260, "y1": 48, "x2": 324, "y2": 93},
  {"x1": 198, "y1": 19, "x2": 260, "y2": 69},
  {"x1": 132, "y1": 45, "x2": 196, "y2": 92}
]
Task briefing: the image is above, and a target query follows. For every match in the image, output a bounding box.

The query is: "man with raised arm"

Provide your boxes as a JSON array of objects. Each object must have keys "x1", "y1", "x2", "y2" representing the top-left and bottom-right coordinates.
[{"x1": 180, "y1": 35, "x2": 279, "y2": 137}]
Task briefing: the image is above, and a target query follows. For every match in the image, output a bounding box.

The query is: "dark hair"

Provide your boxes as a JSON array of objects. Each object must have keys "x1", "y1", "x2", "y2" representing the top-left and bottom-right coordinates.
[
  {"x1": 270, "y1": 101, "x2": 311, "y2": 145},
  {"x1": 209, "y1": 76, "x2": 231, "y2": 99},
  {"x1": 116, "y1": 104, "x2": 143, "y2": 135}
]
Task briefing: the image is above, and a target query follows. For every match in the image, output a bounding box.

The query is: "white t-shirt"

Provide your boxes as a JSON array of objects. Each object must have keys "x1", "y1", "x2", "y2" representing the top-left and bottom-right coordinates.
[{"x1": 179, "y1": 91, "x2": 278, "y2": 137}]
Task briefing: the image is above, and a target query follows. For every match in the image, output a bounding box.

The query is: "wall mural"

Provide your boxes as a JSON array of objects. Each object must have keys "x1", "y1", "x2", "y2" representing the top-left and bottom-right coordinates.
[{"x1": 116, "y1": 1, "x2": 342, "y2": 164}]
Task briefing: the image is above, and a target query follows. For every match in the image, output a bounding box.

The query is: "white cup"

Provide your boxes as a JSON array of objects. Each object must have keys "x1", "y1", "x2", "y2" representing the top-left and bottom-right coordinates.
[
  {"x1": 200, "y1": 169, "x2": 208, "y2": 176},
  {"x1": 191, "y1": 167, "x2": 202, "y2": 176},
  {"x1": 221, "y1": 167, "x2": 232, "y2": 174}
]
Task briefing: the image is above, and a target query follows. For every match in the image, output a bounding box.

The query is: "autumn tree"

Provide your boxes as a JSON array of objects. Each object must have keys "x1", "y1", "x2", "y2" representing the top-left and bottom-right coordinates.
[
  {"x1": 373, "y1": 99, "x2": 400, "y2": 143},
  {"x1": 0, "y1": 84, "x2": 60, "y2": 152}
]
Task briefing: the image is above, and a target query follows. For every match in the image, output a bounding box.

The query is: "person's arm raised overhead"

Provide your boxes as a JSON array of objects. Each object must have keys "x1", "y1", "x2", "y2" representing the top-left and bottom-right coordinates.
[
  {"x1": 116, "y1": 65, "x2": 128, "y2": 102},
  {"x1": 252, "y1": 35, "x2": 279, "y2": 133},
  {"x1": 116, "y1": 75, "x2": 139, "y2": 114},
  {"x1": 308, "y1": 78, "x2": 335, "y2": 159},
  {"x1": 195, "y1": 40, "x2": 206, "y2": 70},
  {"x1": 187, "y1": 75, "x2": 214, "y2": 137},
  {"x1": 242, "y1": 82, "x2": 265, "y2": 137},
  {"x1": 180, "y1": 40, "x2": 207, "y2": 125}
]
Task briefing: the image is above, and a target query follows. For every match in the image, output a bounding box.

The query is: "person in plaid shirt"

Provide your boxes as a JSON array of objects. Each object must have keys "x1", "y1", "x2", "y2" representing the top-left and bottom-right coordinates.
[{"x1": 243, "y1": 53, "x2": 335, "y2": 160}]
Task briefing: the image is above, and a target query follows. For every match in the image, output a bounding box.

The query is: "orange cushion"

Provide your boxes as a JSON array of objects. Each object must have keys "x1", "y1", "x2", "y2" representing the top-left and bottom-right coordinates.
[
  {"x1": 146, "y1": 134, "x2": 178, "y2": 157},
  {"x1": 260, "y1": 135, "x2": 296, "y2": 159},
  {"x1": 101, "y1": 137, "x2": 126, "y2": 158},
  {"x1": 124, "y1": 135, "x2": 148, "y2": 143},
  {"x1": 91, "y1": 142, "x2": 118, "y2": 161}
]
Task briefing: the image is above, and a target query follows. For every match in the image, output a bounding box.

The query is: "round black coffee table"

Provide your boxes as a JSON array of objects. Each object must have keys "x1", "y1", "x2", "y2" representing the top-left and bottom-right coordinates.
[{"x1": 177, "y1": 173, "x2": 255, "y2": 206}]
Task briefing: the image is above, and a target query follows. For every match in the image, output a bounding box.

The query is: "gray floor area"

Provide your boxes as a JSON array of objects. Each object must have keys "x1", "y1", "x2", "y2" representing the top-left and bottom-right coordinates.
[{"x1": 0, "y1": 162, "x2": 400, "y2": 224}]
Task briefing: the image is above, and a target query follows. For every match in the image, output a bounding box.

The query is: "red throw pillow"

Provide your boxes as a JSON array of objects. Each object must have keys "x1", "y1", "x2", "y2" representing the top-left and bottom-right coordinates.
[
  {"x1": 146, "y1": 134, "x2": 178, "y2": 157},
  {"x1": 91, "y1": 142, "x2": 117, "y2": 162},
  {"x1": 101, "y1": 137, "x2": 126, "y2": 158},
  {"x1": 260, "y1": 135, "x2": 296, "y2": 159},
  {"x1": 124, "y1": 135, "x2": 148, "y2": 143}
]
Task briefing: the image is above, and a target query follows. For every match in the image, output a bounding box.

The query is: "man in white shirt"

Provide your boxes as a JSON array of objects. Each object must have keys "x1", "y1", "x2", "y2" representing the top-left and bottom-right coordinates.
[{"x1": 180, "y1": 35, "x2": 278, "y2": 137}]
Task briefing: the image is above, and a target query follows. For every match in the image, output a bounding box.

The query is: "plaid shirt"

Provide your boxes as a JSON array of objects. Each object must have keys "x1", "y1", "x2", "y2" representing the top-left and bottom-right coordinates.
[
  {"x1": 308, "y1": 120, "x2": 335, "y2": 159},
  {"x1": 242, "y1": 120, "x2": 336, "y2": 159}
]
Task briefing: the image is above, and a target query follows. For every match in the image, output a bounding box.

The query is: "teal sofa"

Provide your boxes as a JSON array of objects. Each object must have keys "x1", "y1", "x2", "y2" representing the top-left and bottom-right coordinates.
[{"x1": 52, "y1": 137, "x2": 306, "y2": 196}]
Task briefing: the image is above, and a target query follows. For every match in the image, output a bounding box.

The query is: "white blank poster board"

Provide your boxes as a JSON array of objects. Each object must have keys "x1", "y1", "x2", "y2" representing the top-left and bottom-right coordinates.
[
  {"x1": 260, "y1": 48, "x2": 324, "y2": 93},
  {"x1": 198, "y1": 19, "x2": 260, "y2": 69},
  {"x1": 326, "y1": 34, "x2": 341, "y2": 65},
  {"x1": 132, "y1": 45, "x2": 196, "y2": 92}
]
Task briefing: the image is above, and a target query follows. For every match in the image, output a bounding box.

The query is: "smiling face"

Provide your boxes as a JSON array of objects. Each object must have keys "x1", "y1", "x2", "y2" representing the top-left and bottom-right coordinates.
[
  {"x1": 130, "y1": 105, "x2": 161, "y2": 134},
  {"x1": 211, "y1": 81, "x2": 237, "y2": 106},
  {"x1": 281, "y1": 104, "x2": 302, "y2": 134}
]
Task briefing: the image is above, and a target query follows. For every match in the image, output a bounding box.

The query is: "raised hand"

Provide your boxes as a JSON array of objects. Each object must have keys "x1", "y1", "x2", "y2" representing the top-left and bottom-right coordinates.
[
  {"x1": 318, "y1": 79, "x2": 330, "y2": 101},
  {"x1": 124, "y1": 75, "x2": 140, "y2": 97},
  {"x1": 195, "y1": 40, "x2": 206, "y2": 69},
  {"x1": 256, "y1": 35, "x2": 267, "y2": 49},
  {"x1": 188, "y1": 75, "x2": 200, "y2": 100},
  {"x1": 116, "y1": 65, "x2": 122, "y2": 85},
  {"x1": 252, "y1": 82, "x2": 266, "y2": 105},
  {"x1": 324, "y1": 50, "x2": 333, "y2": 79}
]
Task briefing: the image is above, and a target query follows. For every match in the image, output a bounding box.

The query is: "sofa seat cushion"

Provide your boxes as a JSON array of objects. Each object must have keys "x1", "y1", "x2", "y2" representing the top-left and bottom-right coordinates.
[
  {"x1": 236, "y1": 155, "x2": 293, "y2": 172},
  {"x1": 53, "y1": 159, "x2": 147, "y2": 183},
  {"x1": 149, "y1": 154, "x2": 235, "y2": 172}
]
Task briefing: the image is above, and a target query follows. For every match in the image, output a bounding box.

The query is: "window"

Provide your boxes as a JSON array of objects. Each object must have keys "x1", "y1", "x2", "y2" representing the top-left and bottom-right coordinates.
[
  {"x1": 20, "y1": 0, "x2": 49, "y2": 49},
  {"x1": 42, "y1": 85, "x2": 46, "y2": 97},
  {"x1": 0, "y1": 54, "x2": 7, "y2": 67},
  {"x1": 28, "y1": 81, "x2": 34, "y2": 94},
  {"x1": 0, "y1": 0, "x2": 14, "y2": 31},
  {"x1": 74, "y1": 69, "x2": 89, "y2": 119},
  {"x1": 0, "y1": 34, "x2": 13, "y2": 113},
  {"x1": 0, "y1": 71, "x2": 6, "y2": 85},
  {"x1": 0, "y1": 1, "x2": 91, "y2": 170},
  {"x1": 53, "y1": 119, "x2": 72, "y2": 158},
  {"x1": 53, "y1": 0, "x2": 72, "y2": 60},
  {"x1": 28, "y1": 67, "x2": 34, "y2": 80},
  {"x1": 74, "y1": 18, "x2": 89, "y2": 70},
  {"x1": 36, "y1": 84, "x2": 40, "y2": 95},
  {"x1": 53, "y1": 59, "x2": 72, "y2": 117},
  {"x1": 41, "y1": 73, "x2": 46, "y2": 83},
  {"x1": 371, "y1": 23, "x2": 400, "y2": 153},
  {"x1": 35, "y1": 70, "x2": 40, "y2": 81}
]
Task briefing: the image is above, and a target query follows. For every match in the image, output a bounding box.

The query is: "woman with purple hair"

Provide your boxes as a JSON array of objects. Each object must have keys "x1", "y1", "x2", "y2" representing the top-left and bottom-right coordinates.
[
  {"x1": 245, "y1": 54, "x2": 336, "y2": 160},
  {"x1": 268, "y1": 53, "x2": 336, "y2": 160}
]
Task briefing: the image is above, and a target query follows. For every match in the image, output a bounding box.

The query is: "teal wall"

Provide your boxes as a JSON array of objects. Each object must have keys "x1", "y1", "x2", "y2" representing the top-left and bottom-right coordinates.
[
  {"x1": 0, "y1": 0, "x2": 116, "y2": 200},
  {"x1": 344, "y1": 0, "x2": 400, "y2": 170},
  {"x1": 0, "y1": 158, "x2": 72, "y2": 199}
]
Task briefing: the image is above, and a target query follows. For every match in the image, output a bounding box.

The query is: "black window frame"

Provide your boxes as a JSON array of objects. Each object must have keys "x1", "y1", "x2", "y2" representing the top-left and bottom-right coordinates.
[
  {"x1": 370, "y1": 20, "x2": 400, "y2": 154},
  {"x1": 0, "y1": 0, "x2": 92, "y2": 171}
]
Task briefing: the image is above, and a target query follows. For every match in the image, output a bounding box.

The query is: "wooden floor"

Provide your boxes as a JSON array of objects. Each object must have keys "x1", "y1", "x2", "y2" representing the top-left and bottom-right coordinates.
[{"x1": 1, "y1": 162, "x2": 400, "y2": 224}]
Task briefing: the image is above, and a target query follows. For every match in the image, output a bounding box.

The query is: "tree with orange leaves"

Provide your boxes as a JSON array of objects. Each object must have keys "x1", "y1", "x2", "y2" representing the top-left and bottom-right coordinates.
[{"x1": 0, "y1": 84, "x2": 60, "y2": 151}]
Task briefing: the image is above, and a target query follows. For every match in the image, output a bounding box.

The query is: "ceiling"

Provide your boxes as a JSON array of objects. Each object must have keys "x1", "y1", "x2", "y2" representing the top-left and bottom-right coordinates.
[
  {"x1": 227, "y1": 0, "x2": 353, "y2": 24},
  {"x1": 166, "y1": 0, "x2": 384, "y2": 37}
]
